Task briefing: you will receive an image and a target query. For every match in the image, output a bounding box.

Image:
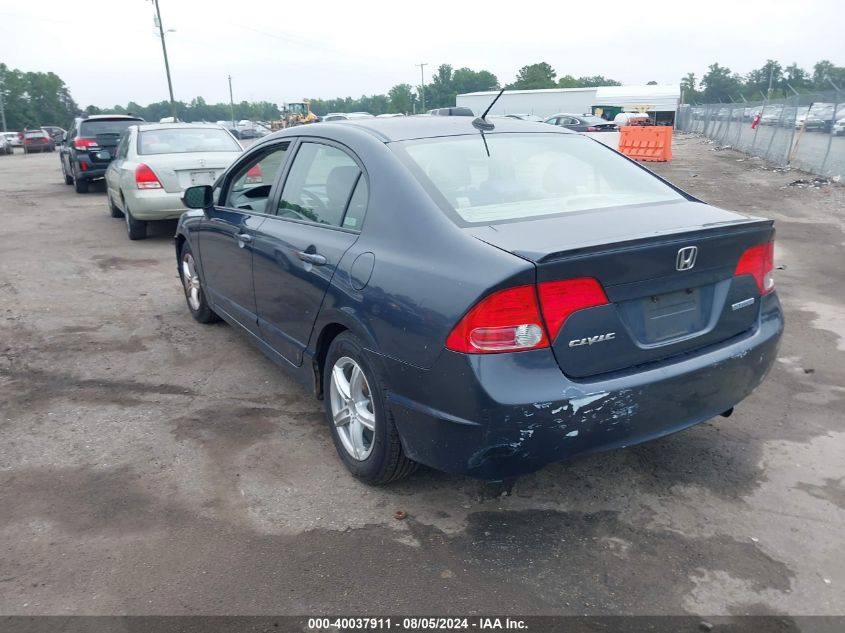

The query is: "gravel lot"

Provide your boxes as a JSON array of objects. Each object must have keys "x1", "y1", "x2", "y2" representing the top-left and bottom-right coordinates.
[{"x1": 1, "y1": 137, "x2": 843, "y2": 616}]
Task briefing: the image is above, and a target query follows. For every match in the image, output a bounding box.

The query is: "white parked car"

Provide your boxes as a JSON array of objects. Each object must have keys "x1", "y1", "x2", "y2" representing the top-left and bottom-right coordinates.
[
  {"x1": 4, "y1": 131, "x2": 22, "y2": 147},
  {"x1": 105, "y1": 123, "x2": 243, "y2": 240},
  {"x1": 321, "y1": 112, "x2": 375, "y2": 122},
  {"x1": 613, "y1": 111, "x2": 651, "y2": 126},
  {"x1": 834, "y1": 117, "x2": 845, "y2": 136}
]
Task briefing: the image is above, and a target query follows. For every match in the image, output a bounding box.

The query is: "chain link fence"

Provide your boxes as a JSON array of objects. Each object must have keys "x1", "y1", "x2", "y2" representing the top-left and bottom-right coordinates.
[{"x1": 676, "y1": 90, "x2": 844, "y2": 179}]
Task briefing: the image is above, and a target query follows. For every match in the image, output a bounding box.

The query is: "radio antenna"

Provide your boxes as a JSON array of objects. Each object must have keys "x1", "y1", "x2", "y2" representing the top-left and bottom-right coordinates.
[{"x1": 473, "y1": 87, "x2": 505, "y2": 131}]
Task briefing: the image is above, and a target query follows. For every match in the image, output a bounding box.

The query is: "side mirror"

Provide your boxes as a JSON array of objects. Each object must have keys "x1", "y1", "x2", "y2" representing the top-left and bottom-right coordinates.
[{"x1": 182, "y1": 185, "x2": 213, "y2": 210}]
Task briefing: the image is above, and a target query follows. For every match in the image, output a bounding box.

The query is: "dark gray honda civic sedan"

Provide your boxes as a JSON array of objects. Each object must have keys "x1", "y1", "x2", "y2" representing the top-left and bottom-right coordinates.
[{"x1": 175, "y1": 116, "x2": 784, "y2": 484}]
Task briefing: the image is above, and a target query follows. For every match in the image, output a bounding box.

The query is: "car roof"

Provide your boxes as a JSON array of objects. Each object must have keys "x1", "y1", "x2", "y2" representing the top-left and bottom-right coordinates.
[
  {"x1": 134, "y1": 123, "x2": 228, "y2": 132},
  {"x1": 80, "y1": 114, "x2": 144, "y2": 121},
  {"x1": 291, "y1": 115, "x2": 575, "y2": 143}
]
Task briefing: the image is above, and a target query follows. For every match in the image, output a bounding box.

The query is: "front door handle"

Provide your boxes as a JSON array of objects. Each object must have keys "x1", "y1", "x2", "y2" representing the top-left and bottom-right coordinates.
[
  {"x1": 296, "y1": 250, "x2": 327, "y2": 266},
  {"x1": 235, "y1": 232, "x2": 253, "y2": 247}
]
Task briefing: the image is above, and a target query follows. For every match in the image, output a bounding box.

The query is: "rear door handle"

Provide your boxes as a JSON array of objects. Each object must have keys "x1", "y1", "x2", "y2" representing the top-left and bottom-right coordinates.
[{"x1": 296, "y1": 250, "x2": 327, "y2": 266}]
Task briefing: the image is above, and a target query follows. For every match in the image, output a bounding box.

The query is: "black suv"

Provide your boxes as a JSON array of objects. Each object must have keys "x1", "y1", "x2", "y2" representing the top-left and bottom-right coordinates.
[{"x1": 60, "y1": 114, "x2": 144, "y2": 193}]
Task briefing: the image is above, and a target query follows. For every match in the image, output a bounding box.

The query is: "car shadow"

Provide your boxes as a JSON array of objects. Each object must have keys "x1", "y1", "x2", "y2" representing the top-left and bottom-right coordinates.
[{"x1": 145, "y1": 219, "x2": 179, "y2": 241}]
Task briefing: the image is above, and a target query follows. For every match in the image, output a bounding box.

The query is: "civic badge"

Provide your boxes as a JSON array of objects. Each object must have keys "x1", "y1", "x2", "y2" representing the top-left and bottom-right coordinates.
[{"x1": 676, "y1": 246, "x2": 698, "y2": 271}]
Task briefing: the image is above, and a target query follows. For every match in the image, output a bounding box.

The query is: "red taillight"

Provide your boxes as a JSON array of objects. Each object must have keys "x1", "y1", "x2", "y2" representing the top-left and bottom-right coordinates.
[
  {"x1": 735, "y1": 242, "x2": 775, "y2": 295},
  {"x1": 135, "y1": 163, "x2": 163, "y2": 190},
  {"x1": 446, "y1": 285, "x2": 549, "y2": 354},
  {"x1": 537, "y1": 278, "x2": 609, "y2": 341},
  {"x1": 245, "y1": 164, "x2": 262, "y2": 184},
  {"x1": 73, "y1": 137, "x2": 99, "y2": 150},
  {"x1": 446, "y1": 278, "x2": 612, "y2": 354}
]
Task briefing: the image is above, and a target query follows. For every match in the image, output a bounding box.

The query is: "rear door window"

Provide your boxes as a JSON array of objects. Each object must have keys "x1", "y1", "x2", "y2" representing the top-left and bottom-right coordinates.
[
  {"x1": 116, "y1": 132, "x2": 130, "y2": 159},
  {"x1": 341, "y1": 177, "x2": 368, "y2": 230},
  {"x1": 277, "y1": 142, "x2": 362, "y2": 227}
]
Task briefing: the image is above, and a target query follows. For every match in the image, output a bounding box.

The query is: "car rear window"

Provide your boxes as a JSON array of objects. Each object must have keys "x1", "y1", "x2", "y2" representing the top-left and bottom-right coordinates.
[
  {"x1": 138, "y1": 127, "x2": 241, "y2": 155},
  {"x1": 79, "y1": 119, "x2": 141, "y2": 137},
  {"x1": 24, "y1": 131, "x2": 48, "y2": 138},
  {"x1": 394, "y1": 133, "x2": 684, "y2": 225}
]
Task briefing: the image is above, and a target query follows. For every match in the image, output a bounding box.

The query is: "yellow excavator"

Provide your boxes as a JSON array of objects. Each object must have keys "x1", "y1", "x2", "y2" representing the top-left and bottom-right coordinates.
[{"x1": 271, "y1": 101, "x2": 317, "y2": 130}]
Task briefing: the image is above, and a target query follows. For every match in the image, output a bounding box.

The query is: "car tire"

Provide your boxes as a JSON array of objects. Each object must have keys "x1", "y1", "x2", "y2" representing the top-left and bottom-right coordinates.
[
  {"x1": 124, "y1": 205, "x2": 147, "y2": 240},
  {"x1": 108, "y1": 192, "x2": 124, "y2": 218},
  {"x1": 62, "y1": 161, "x2": 73, "y2": 185},
  {"x1": 179, "y1": 241, "x2": 219, "y2": 324},
  {"x1": 74, "y1": 177, "x2": 88, "y2": 193},
  {"x1": 323, "y1": 332, "x2": 417, "y2": 485}
]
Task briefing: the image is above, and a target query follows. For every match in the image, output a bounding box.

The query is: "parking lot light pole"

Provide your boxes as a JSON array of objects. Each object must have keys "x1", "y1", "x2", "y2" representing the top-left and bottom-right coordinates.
[
  {"x1": 152, "y1": 0, "x2": 177, "y2": 121},
  {"x1": 416, "y1": 63, "x2": 427, "y2": 112}
]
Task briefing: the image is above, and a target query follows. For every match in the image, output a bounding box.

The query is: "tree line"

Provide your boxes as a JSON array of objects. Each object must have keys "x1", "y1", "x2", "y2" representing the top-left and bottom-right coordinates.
[
  {"x1": 0, "y1": 63, "x2": 78, "y2": 130},
  {"x1": 83, "y1": 97, "x2": 282, "y2": 125},
  {"x1": 682, "y1": 60, "x2": 845, "y2": 104},
  {"x1": 2, "y1": 59, "x2": 842, "y2": 130},
  {"x1": 306, "y1": 63, "x2": 622, "y2": 115}
]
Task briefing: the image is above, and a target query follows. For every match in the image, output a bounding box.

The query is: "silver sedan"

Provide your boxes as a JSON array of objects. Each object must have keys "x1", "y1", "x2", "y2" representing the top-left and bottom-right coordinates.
[{"x1": 105, "y1": 123, "x2": 243, "y2": 240}]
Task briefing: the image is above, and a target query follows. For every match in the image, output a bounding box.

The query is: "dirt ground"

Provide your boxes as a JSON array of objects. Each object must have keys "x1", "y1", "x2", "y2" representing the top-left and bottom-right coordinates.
[{"x1": 0, "y1": 136, "x2": 843, "y2": 617}]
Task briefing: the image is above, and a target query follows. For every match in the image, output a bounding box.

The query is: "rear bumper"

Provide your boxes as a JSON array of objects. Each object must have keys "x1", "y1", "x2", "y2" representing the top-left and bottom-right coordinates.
[
  {"x1": 380, "y1": 293, "x2": 784, "y2": 479},
  {"x1": 75, "y1": 162, "x2": 108, "y2": 180},
  {"x1": 124, "y1": 189, "x2": 186, "y2": 221}
]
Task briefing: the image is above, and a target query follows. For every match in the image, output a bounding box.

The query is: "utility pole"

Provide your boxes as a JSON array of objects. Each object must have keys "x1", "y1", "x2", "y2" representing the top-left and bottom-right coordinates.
[
  {"x1": 416, "y1": 63, "x2": 427, "y2": 112},
  {"x1": 152, "y1": 0, "x2": 177, "y2": 120},
  {"x1": 228, "y1": 75, "x2": 235, "y2": 127}
]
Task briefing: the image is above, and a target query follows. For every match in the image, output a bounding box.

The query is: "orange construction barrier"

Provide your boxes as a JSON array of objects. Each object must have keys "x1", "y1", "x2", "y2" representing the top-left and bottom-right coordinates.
[{"x1": 617, "y1": 126, "x2": 673, "y2": 162}]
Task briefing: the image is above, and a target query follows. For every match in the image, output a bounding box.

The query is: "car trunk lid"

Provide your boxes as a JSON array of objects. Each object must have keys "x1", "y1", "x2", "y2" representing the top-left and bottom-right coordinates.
[
  {"x1": 468, "y1": 200, "x2": 774, "y2": 378},
  {"x1": 142, "y1": 153, "x2": 241, "y2": 193}
]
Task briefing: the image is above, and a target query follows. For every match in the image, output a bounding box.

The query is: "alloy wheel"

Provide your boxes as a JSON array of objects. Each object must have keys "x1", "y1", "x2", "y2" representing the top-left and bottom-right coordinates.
[
  {"x1": 329, "y1": 356, "x2": 375, "y2": 460},
  {"x1": 181, "y1": 252, "x2": 202, "y2": 311}
]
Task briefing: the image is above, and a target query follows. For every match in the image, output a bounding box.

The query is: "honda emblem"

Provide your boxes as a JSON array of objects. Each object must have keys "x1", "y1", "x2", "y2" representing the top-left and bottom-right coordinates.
[{"x1": 676, "y1": 246, "x2": 698, "y2": 271}]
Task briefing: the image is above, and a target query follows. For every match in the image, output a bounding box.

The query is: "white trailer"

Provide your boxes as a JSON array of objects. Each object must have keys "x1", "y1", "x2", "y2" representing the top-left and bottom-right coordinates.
[
  {"x1": 456, "y1": 88, "x2": 598, "y2": 118},
  {"x1": 456, "y1": 85, "x2": 681, "y2": 121}
]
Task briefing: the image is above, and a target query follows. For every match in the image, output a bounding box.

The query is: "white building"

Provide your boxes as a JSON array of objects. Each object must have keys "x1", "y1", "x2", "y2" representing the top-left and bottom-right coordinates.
[
  {"x1": 456, "y1": 84, "x2": 681, "y2": 123},
  {"x1": 456, "y1": 87, "x2": 598, "y2": 118}
]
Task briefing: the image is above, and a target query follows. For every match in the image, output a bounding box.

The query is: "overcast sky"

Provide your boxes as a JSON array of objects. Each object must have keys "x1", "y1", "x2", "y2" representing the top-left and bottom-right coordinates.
[{"x1": 3, "y1": 0, "x2": 843, "y2": 107}]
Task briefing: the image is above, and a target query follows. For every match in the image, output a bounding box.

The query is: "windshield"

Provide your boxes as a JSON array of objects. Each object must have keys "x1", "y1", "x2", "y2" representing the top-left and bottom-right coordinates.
[
  {"x1": 138, "y1": 127, "x2": 241, "y2": 155},
  {"x1": 80, "y1": 119, "x2": 141, "y2": 137},
  {"x1": 395, "y1": 133, "x2": 684, "y2": 225}
]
